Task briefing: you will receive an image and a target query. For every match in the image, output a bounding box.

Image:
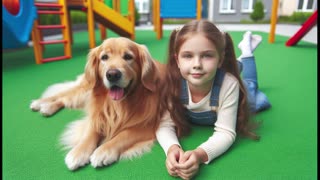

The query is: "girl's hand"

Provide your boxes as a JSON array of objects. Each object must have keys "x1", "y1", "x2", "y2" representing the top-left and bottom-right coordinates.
[
  {"x1": 166, "y1": 144, "x2": 184, "y2": 177},
  {"x1": 175, "y1": 148, "x2": 208, "y2": 180}
]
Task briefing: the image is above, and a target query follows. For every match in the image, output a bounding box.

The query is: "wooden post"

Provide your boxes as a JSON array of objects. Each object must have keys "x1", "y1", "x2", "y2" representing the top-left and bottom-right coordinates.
[
  {"x1": 269, "y1": 0, "x2": 279, "y2": 43},
  {"x1": 197, "y1": 0, "x2": 202, "y2": 20},
  {"x1": 87, "y1": 0, "x2": 96, "y2": 48}
]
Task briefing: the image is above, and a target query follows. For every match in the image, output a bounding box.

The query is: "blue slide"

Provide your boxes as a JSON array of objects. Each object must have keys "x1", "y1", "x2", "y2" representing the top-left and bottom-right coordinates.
[{"x1": 2, "y1": 0, "x2": 37, "y2": 49}]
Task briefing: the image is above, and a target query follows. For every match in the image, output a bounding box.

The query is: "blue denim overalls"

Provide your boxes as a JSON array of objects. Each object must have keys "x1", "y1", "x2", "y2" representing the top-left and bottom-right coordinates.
[{"x1": 180, "y1": 69, "x2": 225, "y2": 126}]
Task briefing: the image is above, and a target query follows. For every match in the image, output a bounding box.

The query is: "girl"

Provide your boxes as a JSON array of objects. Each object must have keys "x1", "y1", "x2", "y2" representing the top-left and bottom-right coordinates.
[{"x1": 156, "y1": 20, "x2": 271, "y2": 180}]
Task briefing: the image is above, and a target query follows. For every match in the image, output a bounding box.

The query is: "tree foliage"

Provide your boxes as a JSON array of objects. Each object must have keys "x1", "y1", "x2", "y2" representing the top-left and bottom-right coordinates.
[{"x1": 250, "y1": 1, "x2": 265, "y2": 22}]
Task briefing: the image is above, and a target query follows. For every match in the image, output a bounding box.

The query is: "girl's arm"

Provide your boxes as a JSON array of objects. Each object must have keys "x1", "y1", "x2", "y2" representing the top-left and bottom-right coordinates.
[
  {"x1": 198, "y1": 75, "x2": 239, "y2": 164},
  {"x1": 156, "y1": 112, "x2": 185, "y2": 177},
  {"x1": 156, "y1": 112, "x2": 181, "y2": 155}
]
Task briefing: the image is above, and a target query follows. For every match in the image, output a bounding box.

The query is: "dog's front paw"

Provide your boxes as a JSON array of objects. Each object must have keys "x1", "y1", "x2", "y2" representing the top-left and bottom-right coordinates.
[
  {"x1": 90, "y1": 147, "x2": 119, "y2": 168},
  {"x1": 38, "y1": 103, "x2": 58, "y2": 116},
  {"x1": 30, "y1": 100, "x2": 60, "y2": 117},
  {"x1": 30, "y1": 100, "x2": 41, "y2": 111},
  {"x1": 65, "y1": 148, "x2": 91, "y2": 171}
]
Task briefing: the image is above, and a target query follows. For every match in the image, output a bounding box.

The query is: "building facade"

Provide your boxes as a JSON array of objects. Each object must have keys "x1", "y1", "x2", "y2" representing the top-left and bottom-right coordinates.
[
  {"x1": 207, "y1": 0, "x2": 272, "y2": 23},
  {"x1": 207, "y1": 0, "x2": 317, "y2": 23},
  {"x1": 279, "y1": 0, "x2": 317, "y2": 16},
  {"x1": 135, "y1": 0, "x2": 152, "y2": 24},
  {"x1": 134, "y1": 0, "x2": 318, "y2": 24}
]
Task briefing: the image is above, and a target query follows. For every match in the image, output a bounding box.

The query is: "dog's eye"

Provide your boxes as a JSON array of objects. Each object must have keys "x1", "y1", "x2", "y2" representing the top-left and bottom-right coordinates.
[
  {"x1": 101, "y1": 54, "x2": 109, "y2": 60},
  {"x1": 123, "y1": 53, "x2": 133, "y2": 61}
]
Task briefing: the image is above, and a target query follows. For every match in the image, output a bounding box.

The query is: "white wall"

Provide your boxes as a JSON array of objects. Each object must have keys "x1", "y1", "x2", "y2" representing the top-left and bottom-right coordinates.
[{"x1": 279, "y1": 0, "x2": 297, "y2": 16}]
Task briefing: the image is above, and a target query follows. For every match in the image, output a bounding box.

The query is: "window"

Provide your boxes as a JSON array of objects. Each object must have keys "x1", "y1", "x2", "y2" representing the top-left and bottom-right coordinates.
[
  {"x1": 297, "y1": 0, "x2": 315, "y2": 12},
  {"x1": 241, "y1": 0, "x2": 256, "y2": 13},
  {"x1": 135, "y1": 0, "x2": 149, "y2": 14},
  {"x1": 219, "y1": 0, "x2": 235, "y2": 13}
]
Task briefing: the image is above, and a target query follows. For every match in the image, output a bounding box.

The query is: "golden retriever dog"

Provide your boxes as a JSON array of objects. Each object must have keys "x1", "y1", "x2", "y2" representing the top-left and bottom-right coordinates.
[{"x1": 30, "y1": 37, "x2": 170, "y2": 170}]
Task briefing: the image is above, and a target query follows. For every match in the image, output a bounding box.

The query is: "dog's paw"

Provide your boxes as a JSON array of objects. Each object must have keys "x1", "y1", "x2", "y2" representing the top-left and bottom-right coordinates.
[
  {"x1": 38, "y1": 103, "x2": 57, "y2": 116},
  {"x1": 30, "y1": 100, "x2": 41, "y2": 111},
  {"x1": 65, "y1": 148, "x2": 91, "y2": 171},
  {"x1": 90, "y1": 148, "x2": 119, "y2": 168},
  {"x1": 30, "y1": 100, "x2": 59, "y2": 117}
]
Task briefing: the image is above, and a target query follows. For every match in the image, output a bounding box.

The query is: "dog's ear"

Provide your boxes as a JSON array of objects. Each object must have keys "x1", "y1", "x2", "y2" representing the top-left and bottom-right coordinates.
[
  {"x1": 138, "y1": 44, "x2": 158, "y2": 92},
  {"x1": 84, "y1": 46, "x2": 100, "y2": 88}
]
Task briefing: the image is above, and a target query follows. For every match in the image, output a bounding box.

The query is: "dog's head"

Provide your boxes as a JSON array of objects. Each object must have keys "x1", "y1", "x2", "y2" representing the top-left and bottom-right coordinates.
[{"x1": 84, "y1": 37, "x2": 158, "y2": 101}]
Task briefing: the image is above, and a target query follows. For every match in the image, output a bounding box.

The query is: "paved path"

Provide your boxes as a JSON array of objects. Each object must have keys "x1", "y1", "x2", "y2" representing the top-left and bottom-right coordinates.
[
  {"x1": 38, "y1": 23, "x2": 317, "y2": 45},
  {"x1": 137, "y1": 24, "x2": 317, "y2": 44}
]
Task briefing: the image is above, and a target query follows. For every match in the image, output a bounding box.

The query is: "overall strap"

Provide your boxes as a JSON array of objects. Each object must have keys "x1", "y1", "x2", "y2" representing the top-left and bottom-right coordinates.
[
  {"x1": 180, "y1": 78, "x2": 189, "y2": 104},
  {"x1": 209, "y1": 68, "x2": 226, "y2": 106}
]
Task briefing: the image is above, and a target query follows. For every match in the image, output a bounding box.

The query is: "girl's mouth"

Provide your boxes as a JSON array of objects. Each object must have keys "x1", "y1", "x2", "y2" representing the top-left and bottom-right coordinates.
[{"x1": 191, "y1": 73, "x2": 204, "y2": 78}]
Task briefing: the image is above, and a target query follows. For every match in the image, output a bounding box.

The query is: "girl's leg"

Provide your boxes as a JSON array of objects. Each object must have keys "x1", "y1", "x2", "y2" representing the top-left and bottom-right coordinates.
[
  {"x1": 238, "y1": 31, "x2": 259, "y2": 112},
  {"x1": 242, "y1": 56, "x2": 271, "y2": 112},
  {"x1": 255, "y1": 90, "x2": 271, "y2": 112},
  {"x1": 238, "y1": 31, "x2": 271, "y2": 112},
  {"x1": 241, "y1": 56, "x2": 258, "y2": 85},
  {"x1": 241, "y1": 56, "x2": 258, "y2": 112}
]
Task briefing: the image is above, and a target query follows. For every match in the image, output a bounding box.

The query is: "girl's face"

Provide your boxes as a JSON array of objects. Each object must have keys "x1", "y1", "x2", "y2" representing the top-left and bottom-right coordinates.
[{"x1": 177, "y1": 34, "x2": 220, "y2": 92}]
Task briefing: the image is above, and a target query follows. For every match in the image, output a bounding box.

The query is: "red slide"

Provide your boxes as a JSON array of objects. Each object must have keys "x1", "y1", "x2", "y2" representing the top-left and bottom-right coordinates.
[{"x1": 285, "y1": 10, "x2": 317, "y2": 46}]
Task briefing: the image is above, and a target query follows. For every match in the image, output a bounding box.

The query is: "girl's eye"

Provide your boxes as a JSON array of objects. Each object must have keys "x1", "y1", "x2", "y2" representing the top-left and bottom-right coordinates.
[
  {"x1": 123, "y1": 53, "x2": 133, "y2": 61},
  {"x1": 202, "y1": 53, "x2": 216, "y2": 59},
  {"x1": 203, "y1": 54, "x2": 213, "y2": 58},
  {"x1": 182, "y1": 54, "x2": 192, "y2": 58},
  {"x1": 101, "y1": 54, "x2": 109, "y2": 60}
]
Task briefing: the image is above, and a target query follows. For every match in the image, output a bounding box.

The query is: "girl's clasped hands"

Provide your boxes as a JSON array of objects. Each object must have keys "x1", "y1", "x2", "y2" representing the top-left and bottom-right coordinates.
[{"x1": 166, "y1": 145, "x2": 208, "y2": 180}]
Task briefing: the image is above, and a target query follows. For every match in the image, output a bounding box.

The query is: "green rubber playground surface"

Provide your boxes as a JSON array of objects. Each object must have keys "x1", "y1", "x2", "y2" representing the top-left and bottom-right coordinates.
[{"x1": 3, "y1": 28, "x2": 317, "y2": 180}]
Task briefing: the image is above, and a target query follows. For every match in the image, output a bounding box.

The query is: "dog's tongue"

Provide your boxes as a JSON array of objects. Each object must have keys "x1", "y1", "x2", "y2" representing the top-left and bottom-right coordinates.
[{"x1": 109, "y1": 86, "x2": 124, "y2": 100}]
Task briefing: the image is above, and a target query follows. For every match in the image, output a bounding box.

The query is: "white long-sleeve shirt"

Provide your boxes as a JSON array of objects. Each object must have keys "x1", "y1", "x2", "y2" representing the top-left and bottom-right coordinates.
[{"x1": 156, "y1": 72, "x2": 239, "y2": 164}]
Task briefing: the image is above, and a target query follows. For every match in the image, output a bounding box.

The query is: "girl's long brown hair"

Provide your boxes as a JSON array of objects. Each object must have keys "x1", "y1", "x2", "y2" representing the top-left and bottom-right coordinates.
[{"x1": 165, "y1": 20, "x2": 260, "y2": 140}]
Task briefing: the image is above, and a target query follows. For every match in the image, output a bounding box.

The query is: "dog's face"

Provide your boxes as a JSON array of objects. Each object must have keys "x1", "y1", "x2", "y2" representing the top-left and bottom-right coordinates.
[{"x1": 84, "y1": 37, "x2": 157, "y2": 101}]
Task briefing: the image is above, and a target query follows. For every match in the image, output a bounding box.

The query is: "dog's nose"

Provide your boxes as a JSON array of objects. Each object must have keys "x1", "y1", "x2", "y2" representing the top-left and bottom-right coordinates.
[{"x1": 106, "y1": 69, "x2": 122, "y2": 82}]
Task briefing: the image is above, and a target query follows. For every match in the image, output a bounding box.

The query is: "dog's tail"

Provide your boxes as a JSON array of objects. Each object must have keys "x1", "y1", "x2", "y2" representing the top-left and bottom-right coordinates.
[{"x1": 59, "y1": 119, "x2": 87, "y2": 150}]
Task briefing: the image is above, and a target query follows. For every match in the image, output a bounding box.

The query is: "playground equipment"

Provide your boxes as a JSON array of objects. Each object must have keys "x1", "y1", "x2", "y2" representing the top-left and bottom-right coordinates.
[
  {"x1": 32, "y1": 0, "x2": 72, "y2": 64},
  {"x1": 67, "y1": 0, "x2": 135, "y2": 49},
  {"x1": 2, "y1": 0, "x2": 37, "y2": 49},
  {"x1": 97, "y1": 0, "x2": 135, "y2": 43},
  {"x1": 152, "y1": 0, "x2": 202, "y2": 39},
  {"x1": 269, "y1": 0, "x2": 317, "y2": 46},
  {"x1": 32, "y1": 0, "x2": 135, "y2": 64},
  {"x1": 2, "y1": 0, "x2": 20, "y2": 15},
  {"x1": 285, "y1": 10, "x2": 317, "y2": 46},
  {"x1": 3, "y1": 0, "x2": 135, "y2": 64},
  {"x1": 268, "y1": 0, "x2": 278, "y2": 43}
]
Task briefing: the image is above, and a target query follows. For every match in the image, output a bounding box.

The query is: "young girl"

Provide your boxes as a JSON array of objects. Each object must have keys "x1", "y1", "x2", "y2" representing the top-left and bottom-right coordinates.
[{"x1": 156, "y1": 20, "x2": 271, "y2": 180}]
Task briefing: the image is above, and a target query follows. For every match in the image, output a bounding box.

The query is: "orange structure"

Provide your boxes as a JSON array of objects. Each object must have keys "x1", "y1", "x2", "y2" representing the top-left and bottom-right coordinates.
[
  {"x1": 67, "y1": 0, "x2": 135, "y2": 48},
  {"x1": 31, "y1": 0, "x2": 135, "y2": 64},
  {"x1": 32, "y1": 0, "x2": 72, "y2": 64},
  {"x1": 268, "y1": 0, "x2": 279, "y2": 43}
]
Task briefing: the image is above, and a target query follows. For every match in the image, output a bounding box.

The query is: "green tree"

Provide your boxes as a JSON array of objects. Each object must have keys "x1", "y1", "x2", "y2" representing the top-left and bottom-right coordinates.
[
  {"x1": 250, "y1": 1, "x2": 265, "y2": 22},
  {"x1": 134, "y1": 8, "x2": 141, "y2": 26}
]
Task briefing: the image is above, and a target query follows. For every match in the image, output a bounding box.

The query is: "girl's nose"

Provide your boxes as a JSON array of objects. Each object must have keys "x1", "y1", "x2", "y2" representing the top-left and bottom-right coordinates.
[{"x1": 193, "y1": 57, "x2": 201, "y2": 70}]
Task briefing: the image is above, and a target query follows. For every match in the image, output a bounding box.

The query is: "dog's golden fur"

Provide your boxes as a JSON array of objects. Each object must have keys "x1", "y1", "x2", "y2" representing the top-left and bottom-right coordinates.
[{"x1": 30, "y1": 37, "x2": 182, "y2": 170}]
